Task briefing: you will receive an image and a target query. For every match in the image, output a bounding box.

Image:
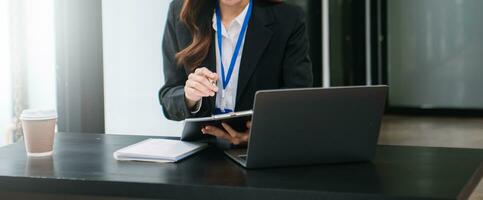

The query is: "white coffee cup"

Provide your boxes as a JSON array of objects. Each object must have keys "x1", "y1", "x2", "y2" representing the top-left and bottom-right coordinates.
[{"x1": 20, "y1": 109, "x2": 58, "y2": 157}]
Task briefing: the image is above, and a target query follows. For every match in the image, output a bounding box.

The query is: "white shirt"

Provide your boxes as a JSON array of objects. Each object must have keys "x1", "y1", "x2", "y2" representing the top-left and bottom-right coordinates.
[
  {"x1": 212, "y1": 4, "x2": 249, "y2": 113},
  {"x1": 191, "y1": 4, "x2": 249, "y2": 114}
]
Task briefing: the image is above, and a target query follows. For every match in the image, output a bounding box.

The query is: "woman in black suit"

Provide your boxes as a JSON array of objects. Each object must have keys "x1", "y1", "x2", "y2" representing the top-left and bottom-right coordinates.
[{"x1": 159, "y1": 0, "x2": 313, "y2": 145}]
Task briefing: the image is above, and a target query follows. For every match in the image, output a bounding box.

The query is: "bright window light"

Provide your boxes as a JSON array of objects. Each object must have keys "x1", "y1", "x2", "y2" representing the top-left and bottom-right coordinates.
[
  {"x1": 24, "y1": 0, "x2": 57, "y2": 110},
  {"x1": 0, "y1": 0, "x2": 12, "y2": 146},
  {"x1": 0, "y1": 0, "x2": 57, "y2": 146}
]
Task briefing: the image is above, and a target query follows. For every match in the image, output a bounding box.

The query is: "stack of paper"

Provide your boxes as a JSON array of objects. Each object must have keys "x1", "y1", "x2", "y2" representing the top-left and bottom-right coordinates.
[{"x1": 113, "y1": 139, "x2": 207, "y2": 163}]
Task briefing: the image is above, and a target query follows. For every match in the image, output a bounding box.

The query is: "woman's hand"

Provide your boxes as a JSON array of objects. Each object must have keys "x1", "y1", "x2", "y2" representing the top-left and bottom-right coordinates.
[
  {"x1": 202, "y1": 121, "x2": 252, "y2": 145},
  {"x1": 185, "y1": 67, "x2": 219, "y2": 109}
]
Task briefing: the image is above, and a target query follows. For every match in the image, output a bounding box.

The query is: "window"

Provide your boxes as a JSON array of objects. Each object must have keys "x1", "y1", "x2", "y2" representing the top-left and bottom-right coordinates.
[
  {"x1": 102, "y1": 0, "x2": 183, "y2": 136},
  {"x1": 0, "y1": 0, "x2": 12, "y2": 146},
  {"x1": 0, "y1": 0, "x2": 57, "y2": 146}
]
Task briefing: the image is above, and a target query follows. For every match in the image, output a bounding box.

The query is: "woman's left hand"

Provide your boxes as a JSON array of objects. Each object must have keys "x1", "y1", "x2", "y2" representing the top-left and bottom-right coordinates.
[{"x1": 202, "y1": 121, "x2": 252, "y2": 145}]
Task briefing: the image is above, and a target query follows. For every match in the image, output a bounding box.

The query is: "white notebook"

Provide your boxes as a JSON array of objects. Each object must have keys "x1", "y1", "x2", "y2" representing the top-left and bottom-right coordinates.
[{"x1": 113, "y1": 139, "x2": 208, "y2": 163}]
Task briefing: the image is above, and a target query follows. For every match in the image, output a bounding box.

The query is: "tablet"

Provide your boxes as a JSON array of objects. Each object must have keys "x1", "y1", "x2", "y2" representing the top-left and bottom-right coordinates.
[{"x1": 181, "y1": 110, "x2": 253, "y2": 141}]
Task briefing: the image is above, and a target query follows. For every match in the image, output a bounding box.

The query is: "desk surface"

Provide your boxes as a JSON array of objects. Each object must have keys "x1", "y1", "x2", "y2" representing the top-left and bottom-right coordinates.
[{"x1": 0, "y1": 132, "x2": 482, "y2": 200}]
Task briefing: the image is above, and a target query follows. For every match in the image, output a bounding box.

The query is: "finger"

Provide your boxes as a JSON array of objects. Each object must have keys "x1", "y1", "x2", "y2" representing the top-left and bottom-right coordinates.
[
  {"x1": 244, "y1": 121, "x2": 252, "y2": 141},
  {"x1": 231, "y1": 138, "x2": 241, "y2": 145},
  {"x1": 209, "y1": 126, "x2": 239, "y2": 145},
  {"x1": 184, "y1": 87, "x2": 204, "y2": 99},
  {"x1": 241, "y1": 133, "x2": 249, "y2": 143},
  {"x1": 202, "y1": 126, "x2": 232, "y2": 140},
  {"x1": 195, "y1": 67, "x2": 217, "y2": 80},
  {"x1": 204, "y1": 125, "x2": 242, "y2": 145},
  {"x1": 186, "y1": 80, "x2": 214, "y2": 96},
  {"x1": 189, "y1": 73, "x2": 218, "y2": 92},
  {"x1": 186, "y1": 82, "x2": 211, "y2": 97},
  {"x1": 195, "y1": 67, "x2": 218, "y2": 80},
  {"x1": 246, "y1": 121, "x2": 252, "y2": 129},
  {"x1": 187, "y1": 79, "x2": 215, "y2": 96},
  {"x1": 221, "y1": 123, "x2": 243, "y2": 139}
]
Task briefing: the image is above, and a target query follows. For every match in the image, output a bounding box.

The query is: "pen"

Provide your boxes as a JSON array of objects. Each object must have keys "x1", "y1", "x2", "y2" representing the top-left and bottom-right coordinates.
[
  {"x1": 209, "y1": 79, "x2": 218, "y2": 98},
  {"x1": 210, "y1": 79, "x2": 216, "y2": 87}
]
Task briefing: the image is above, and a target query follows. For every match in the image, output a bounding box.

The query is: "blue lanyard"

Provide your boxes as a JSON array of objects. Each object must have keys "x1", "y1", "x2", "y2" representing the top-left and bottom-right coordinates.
[{"x1": 215, "y1": 0, "x2": 253, "y2": 90}]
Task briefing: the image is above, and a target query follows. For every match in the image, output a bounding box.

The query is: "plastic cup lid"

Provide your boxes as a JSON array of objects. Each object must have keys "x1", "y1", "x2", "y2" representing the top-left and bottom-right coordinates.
[{"x1": 20, "y1": 109, "x2": 58, "y2": 120}]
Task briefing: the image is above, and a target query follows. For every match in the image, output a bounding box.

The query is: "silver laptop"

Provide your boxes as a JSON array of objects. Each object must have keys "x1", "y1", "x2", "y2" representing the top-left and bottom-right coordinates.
[{"x1": 224, "y1": 86, "x2": 388, "y2": 169}]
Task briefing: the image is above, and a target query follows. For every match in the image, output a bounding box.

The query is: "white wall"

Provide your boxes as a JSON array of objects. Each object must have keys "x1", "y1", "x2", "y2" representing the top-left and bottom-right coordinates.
[{"x1": 102, "y1": 0, "x2": 183, "y2": 136}]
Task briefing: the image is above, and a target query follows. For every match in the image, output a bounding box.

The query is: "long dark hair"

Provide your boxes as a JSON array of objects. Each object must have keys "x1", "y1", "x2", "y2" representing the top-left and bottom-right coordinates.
[
  {"x1": 175, "y1": 0, "x2": 215, "y2": 72},
  {"x1": 176, "y1": 0, "x2": 280, "y2": 72}
]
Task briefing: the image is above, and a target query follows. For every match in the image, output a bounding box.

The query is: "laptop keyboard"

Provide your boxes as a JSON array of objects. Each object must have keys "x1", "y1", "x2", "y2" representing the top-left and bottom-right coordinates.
[{"x1": 226, "y1": 148, "x2": 248, "y2": 160}]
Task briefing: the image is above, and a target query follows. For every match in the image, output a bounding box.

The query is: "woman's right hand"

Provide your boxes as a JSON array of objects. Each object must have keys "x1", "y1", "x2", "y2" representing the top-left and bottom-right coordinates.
[{"x1": 184, "y1": 67, "x2": 219, "y2": 109}]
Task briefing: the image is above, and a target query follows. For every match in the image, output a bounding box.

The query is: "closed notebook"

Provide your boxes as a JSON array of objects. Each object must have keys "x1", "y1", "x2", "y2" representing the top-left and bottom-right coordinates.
[{"x1": 113, "y1": 139, "x2": 208, "y2": 163}]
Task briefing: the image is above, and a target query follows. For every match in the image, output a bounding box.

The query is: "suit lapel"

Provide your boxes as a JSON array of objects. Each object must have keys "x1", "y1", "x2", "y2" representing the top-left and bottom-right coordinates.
[{"x1": 236, "y1": 4, "x2": 274, "y2": 103}]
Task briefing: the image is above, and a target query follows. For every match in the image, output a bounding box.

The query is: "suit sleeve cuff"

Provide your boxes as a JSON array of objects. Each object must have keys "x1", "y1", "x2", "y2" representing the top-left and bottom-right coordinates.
[{"x1": 190, "y1": 99, "x2": 203, "y2": 114}]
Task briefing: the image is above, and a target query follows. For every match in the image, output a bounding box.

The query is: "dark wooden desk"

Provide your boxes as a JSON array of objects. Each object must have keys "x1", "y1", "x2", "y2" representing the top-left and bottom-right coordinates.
[{"x1": 0, "y1": 132, "x2": 482, "y2": 200}]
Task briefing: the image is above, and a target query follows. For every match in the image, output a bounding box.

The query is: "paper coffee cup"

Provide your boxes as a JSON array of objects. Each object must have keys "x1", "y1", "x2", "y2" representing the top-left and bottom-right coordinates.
[{"x1": 20, "y1": 109, "x2": 58, "y2": 157}]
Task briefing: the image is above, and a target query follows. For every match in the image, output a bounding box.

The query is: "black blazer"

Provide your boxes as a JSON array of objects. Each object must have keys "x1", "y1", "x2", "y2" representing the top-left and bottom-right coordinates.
[{"x1": 159, "y1": 0, "x2": 313, "y2": 121}]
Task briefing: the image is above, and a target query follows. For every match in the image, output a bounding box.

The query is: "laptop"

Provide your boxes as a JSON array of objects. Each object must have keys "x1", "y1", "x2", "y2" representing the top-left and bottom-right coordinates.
[{"x1": 224, "y1": 85, "x2": 388, "y2": 169}]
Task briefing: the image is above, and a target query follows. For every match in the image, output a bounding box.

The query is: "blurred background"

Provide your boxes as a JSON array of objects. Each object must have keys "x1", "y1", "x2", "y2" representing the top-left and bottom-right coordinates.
[{"x1": 0, "y1": 0, "x2": 482, "y2": 148}]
